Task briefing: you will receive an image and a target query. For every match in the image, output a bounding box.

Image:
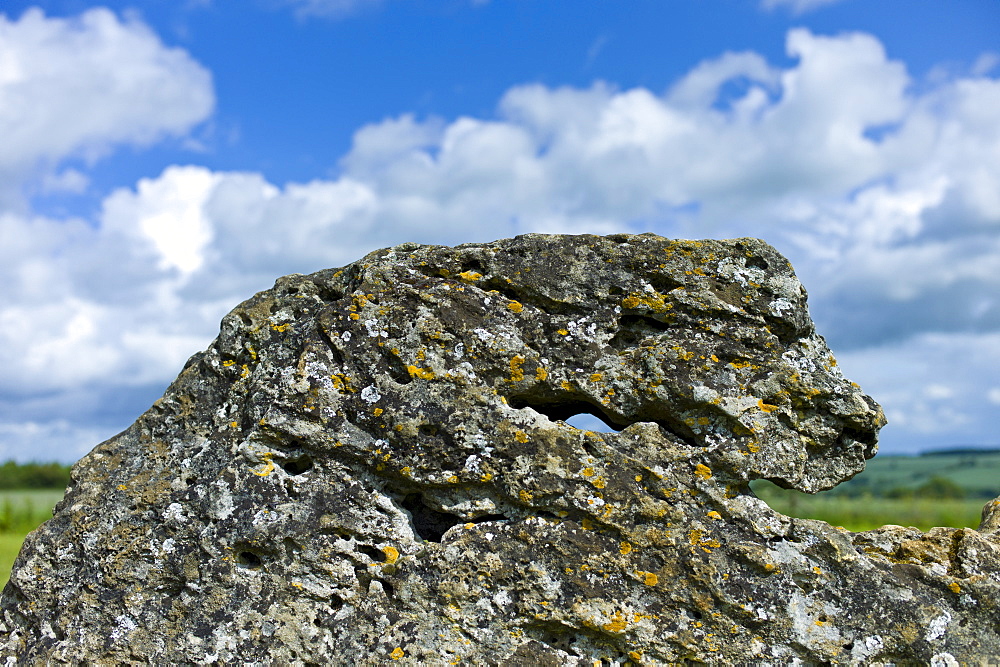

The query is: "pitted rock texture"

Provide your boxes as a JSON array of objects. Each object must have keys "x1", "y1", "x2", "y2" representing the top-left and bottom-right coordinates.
[{"x1": 2, "y1": 233, "x2": 998, "y2": 664}]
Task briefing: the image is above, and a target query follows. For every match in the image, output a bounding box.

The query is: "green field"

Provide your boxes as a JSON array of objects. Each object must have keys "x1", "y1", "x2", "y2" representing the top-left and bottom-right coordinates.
[
  {"x1": 830, "y1": 449, "x2": 1000, "y2": 500},
  {"x1": 751, "y1": 449, "x2": 999, "y2": 531},
  {"x1": 750, "y1": 482, "x2": 989, "y2": 532},
  {"x1": 0, "y1": 489, "x2": 65, "y2": 587}
]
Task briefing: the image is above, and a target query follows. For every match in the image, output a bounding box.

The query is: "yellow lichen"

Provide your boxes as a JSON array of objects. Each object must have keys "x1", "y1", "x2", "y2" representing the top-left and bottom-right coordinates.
[
  {"x1": 620, "y1": 542, "x2": 633, "y2": 555},
  {"x1": 270, "y1": 323, "x2": 290, "y2": 332},
  {"x1": 457, "y1": 270, "x2": 483, "y2": 282},
  {"x1": 694, "y1": 463, "x2": 712, "y2": 479},
  {"x1": 507, "y1": 300, "x2": 523, "y2": 313},
  {"x1": 621, "y1": 293, "x2": 671, "y2": 312},
  {"x1": 557, "y1": 329, "x2": 569, "y2": 336},
  {"x1": 672, "y1": 346, "x2": 695, "y2": 361},
  {"x1": 374, "y1": 408, "x2": 383, "y2": 416},
  {"x1": 707, "y1": 511, "x2": 722, "y2": 520},
  {"x1": 253, "y1": 452, "x2": 275, "y2": 477},
  {"x1": 636, "y1": 570, "x2": 659, "y2": 586},
  {"x1": 390, "y1": 647, "x2": 405, "y2": 660},
  {"x1": 757, "y1": 399, "x2": 779, "y2": 413},
  {"x1": 508, "y1": 355, "x2": 525, "y2": 382},
  {"x1": 331, "y1": 373, "x2": 355, "y2": 393},
  {"x1": 603, "y1": 611, "x2": 627, "y2": 633},
  {"x1": 519, "y1": 489, "x2": 533, "y2": 503},
  {"x1": 949, "y1": 581, "x2": 961, "y2": 594},
  {"x1": 515, "y1": 430, "x2": 529, "y2": 443},
  {"x1": 222, "y1": 359, "x2": 236, "y2": 367},
  {"x1": 407, "y1": 365, "x2": 435, "y2": 380},
  {"x1": 535, "y1": 366, "x2": 548, "y2": 381},
  {"x1": 382, "y1": 546, "x2": 400, "y2": 565}
]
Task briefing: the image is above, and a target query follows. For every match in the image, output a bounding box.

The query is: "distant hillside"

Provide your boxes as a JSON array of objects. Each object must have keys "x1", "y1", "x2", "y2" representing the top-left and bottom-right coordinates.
[{"x1": 830, "y1": 449, "x2": 1000, "y2": 499}]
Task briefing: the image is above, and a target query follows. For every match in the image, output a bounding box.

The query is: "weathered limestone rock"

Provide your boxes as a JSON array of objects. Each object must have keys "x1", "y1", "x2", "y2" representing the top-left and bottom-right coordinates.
[{"x1": 3, "y1": 234, "x2": 998, "y2": 663}]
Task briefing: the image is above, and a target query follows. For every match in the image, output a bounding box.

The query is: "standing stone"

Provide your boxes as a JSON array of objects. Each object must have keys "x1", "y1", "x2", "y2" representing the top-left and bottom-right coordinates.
[{"x1": 2, "y1": 234, "x2": 998, "y2": 663}]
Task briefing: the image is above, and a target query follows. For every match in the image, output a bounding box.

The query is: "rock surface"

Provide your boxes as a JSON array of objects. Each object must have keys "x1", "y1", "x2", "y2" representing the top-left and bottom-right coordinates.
[{"x1": 2, "y1": 233, "x2": 998, "y2": 663}]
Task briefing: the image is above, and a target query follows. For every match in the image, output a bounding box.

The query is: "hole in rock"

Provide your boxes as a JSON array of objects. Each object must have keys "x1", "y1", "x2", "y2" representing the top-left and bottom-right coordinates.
[
  {"x1": 236, "y1": 551, "x2": 264, "y2": 569},
  {"x1": 316, "y1": 284, "x2": 344, "y2": 303},
  {"x1": 358, "y1": 545, "x2": 386, "y2": 562},
  {"x1": 645, "y1": 273, "x2": 685, "y2": 294},
  {"x1": 280, "y1": 455, "x2": 314, "y2": 476},
  {"x1": 564, "y1": 413, "x2": 618, "y2": 433},
  {"x1": 381, "y1": 348, "x2": 414, "y2": 385},
  {"x1": 400, "y1": 493, "x2": 463, "y2": 542},
  {"x1": 460, "y1": 257, "x2": 486, "y2": 274},
  {"x1": 507, "y1": 396, "x2": 623, "y2": 433}
]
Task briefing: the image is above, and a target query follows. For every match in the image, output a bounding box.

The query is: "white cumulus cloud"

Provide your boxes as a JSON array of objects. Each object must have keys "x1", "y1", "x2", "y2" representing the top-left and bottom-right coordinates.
[{"x1": 0, "y1": 7, "x2": 214, "y2": 208}]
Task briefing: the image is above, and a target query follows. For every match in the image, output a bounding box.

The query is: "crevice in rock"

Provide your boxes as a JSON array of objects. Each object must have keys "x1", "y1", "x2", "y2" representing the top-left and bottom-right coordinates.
[
  {"x1": 282, "y1": 538, "x2": 302, "y2": 559},
  {"x1": 315, "y1": 316, "x2": 346, "y2": 367},
  {"x1": 609, "y1": 314, "x2": 674, "y2": 348},
  {"x1": 466, "y1": 512, "x2": 509, "y2": 525},
  {"x1": 480, "y1": 279, "x2": 580, "y2": 316},
  {"x1": 838, "y1": 425, "x2": 879, "y2": 458},
  {"x1": 283, "y1": 478, "x2": 301, "y2": 499},
  {"x1": 381, "y1": 347, "x2": 415, "y2": 385},
  {"x1": 400, "y1": 493, "x2": 463, "y2": 542},
  {"x1": 357, "y1": 544, "x2": 386, "y2": 562},
  {"x1": 762, "y1": 315, "x2": 804, "y2": 347},
  {"x1": 645, "y1": 273, "x2": 686, "y2": 294}
]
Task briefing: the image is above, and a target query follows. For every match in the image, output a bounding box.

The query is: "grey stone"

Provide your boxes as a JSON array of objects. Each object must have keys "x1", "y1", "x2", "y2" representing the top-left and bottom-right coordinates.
[{"x1": 2, "y1": 233, "x2": 997, "y2": 663}]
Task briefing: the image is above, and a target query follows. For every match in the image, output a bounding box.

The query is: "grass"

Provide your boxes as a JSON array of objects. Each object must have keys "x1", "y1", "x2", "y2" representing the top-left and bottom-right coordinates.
[
  {"x1": 0, "y1": 489, "x2": 65, "y2": 587},
  {"x1": 751, "y1": 481, "x2": 988, "y2": 532}
]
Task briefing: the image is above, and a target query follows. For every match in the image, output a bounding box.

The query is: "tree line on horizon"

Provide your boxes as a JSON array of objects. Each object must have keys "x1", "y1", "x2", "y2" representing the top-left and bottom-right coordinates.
[{"x1": 0, "y1": 461, "x2": 72, "y2": 490}]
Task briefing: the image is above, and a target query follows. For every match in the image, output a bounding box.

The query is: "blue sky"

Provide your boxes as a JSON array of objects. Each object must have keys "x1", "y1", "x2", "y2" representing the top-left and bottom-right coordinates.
[{"x1": 1, "y1": 0, "x2": 998, "y2": 461}]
